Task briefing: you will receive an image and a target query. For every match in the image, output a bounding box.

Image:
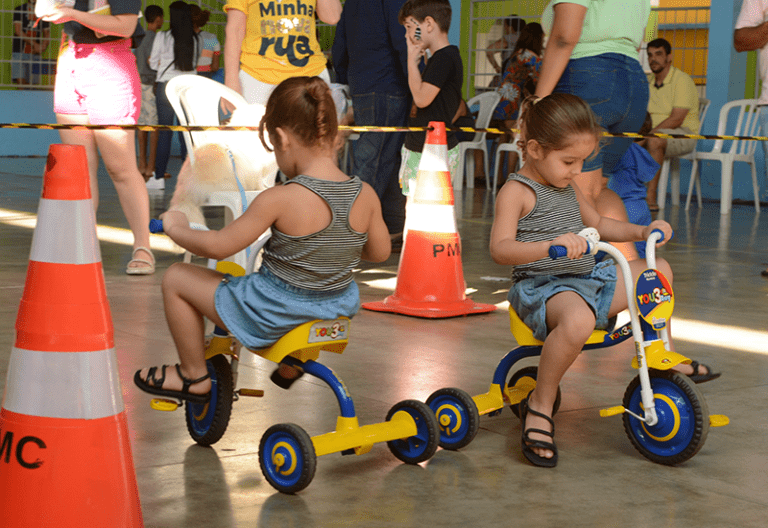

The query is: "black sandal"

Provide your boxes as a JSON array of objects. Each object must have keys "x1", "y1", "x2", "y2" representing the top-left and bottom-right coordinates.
[
  {"x1": 520, "y1": 397, "x2": 558, "y2": 468},
  {"x1": 134, "y1": 364, "x2": 211, "y2": 404},
  {"x1": 687, "y1": 360, "x2": 721, "y2": 384}
]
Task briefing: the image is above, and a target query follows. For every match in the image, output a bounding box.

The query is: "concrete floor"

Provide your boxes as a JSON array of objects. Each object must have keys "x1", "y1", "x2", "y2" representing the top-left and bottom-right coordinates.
[{"x1": 1, "y1": 155, "x2": 767, "y2": 527}]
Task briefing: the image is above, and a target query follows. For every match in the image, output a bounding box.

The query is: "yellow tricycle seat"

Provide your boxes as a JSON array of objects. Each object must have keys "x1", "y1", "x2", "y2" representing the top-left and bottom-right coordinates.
[
  {"x1": 250, "y1": 318, "x2": 351, "y2": 364},
  {"x1": 509, "y1": 308, "x2": 607, "y2": 346}
]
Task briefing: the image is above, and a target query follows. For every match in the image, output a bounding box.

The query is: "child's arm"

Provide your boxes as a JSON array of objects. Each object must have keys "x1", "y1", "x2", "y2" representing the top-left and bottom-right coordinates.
[
  {"x1": 490, "y1": 180, "x2": 577, "y2": 264},
  {"x1": 574, "y1": 185, "x2": 674, "y2": 245},
  {"x1": 161, "y1": 188, "x2": 282, "y2": 261},
  {"x1": 406, "y1": 37, "x2": 440, "y2": 108},
  {"x1": 358, "y1": 184, "x2": 391, "y2": 263}
]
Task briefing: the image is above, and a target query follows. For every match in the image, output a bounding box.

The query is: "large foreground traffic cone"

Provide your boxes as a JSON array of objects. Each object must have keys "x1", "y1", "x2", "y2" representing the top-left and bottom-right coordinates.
[
  {"x1": 0, "y1": 144, "x2": 144, "y2": 527},
  {"x1": 363, "y1": 122, "x2": 496, "y2": 318}
]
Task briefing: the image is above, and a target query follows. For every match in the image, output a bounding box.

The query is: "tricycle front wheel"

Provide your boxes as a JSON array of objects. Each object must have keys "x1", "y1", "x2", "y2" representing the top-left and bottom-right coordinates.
[{"x1": 622, "y1": 369, "x2": 709, "y2": 465}]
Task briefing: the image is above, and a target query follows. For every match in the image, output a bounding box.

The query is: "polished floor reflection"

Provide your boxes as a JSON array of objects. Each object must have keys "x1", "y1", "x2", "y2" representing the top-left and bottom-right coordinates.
[{"x1": 1, "y1": 156, "x2": 767, "y2": 527}]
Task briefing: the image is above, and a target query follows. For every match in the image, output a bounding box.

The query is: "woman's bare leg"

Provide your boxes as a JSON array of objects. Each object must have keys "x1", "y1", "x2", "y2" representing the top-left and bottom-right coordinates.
[
  {"x1": 93, "y1": 128, "x2": 152, "y2": 271},
  {"x1": 573, "y1": 167, "x2": 639, "y2": 261},
  {"x1": 56, "y1": 114, "x2": 100, "y2": 210}
]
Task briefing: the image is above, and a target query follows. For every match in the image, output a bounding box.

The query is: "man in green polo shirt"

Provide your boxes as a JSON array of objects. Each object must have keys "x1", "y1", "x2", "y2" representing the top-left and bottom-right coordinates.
[{"x1": 641, "y1": 37, "x2": 700, "y2": 211}]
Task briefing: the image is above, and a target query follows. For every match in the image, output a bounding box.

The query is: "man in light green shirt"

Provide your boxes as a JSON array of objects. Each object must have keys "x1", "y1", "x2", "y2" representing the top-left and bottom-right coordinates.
[{"x1": 641, "y1": 38, "x2": 699, "y2": 210}]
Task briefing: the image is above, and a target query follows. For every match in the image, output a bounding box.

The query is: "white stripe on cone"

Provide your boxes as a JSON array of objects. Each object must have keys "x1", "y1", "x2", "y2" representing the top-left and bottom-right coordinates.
[
  {"x1": 30, "y1": 199, "x2": 101, "y2": 264},
  {"x1": 4, "y1": 348, "x2": 124, "y2": 419}
]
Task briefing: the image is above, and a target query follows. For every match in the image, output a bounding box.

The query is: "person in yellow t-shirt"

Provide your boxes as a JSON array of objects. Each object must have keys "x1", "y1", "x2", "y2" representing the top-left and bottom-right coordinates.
[
  {"x1": 223, "y1": 0, "x2": 342, "y2": 105},
  {"x1": 641, "y1": 38, "x2": 700, "y2": 211}
]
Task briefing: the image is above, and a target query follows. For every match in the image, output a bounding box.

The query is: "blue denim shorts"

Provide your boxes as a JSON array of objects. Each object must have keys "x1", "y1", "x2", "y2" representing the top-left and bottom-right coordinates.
[
  {"x1": 215, "y1": 267, "x2": 361, "y2": 350},
  {"x1": 508, "y1": 260, "x2": 617, "y2": 342},
  {"x1": 554, "y1": 53, "x2": 649, "y2": 174}
]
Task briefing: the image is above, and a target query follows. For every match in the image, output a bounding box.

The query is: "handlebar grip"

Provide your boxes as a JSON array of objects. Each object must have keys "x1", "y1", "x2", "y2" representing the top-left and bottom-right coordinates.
[
  {"x1": 549, "y1": 246, "x2": 567, "y2": 259},
  {"x1": 149, "y1": 219, "x2": 164, "y2": 234},
  {"x1": 651, "y1": 228, "x2": 664, "y2": 243},
  {"x1": 549, "y1": 240, "x2": 593, "y2": 260}
]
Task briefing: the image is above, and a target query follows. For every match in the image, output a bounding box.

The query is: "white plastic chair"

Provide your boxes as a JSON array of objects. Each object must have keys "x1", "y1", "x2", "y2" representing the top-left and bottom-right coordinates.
[
  {"x1": 492, "y1": 139, "x2": 521, "y2": 194},
  {"x1": 165, "y1": 75, "x2": 266, "y2": 269},
  {"x1": 456, "y1": 91, "x2": 502, "y2": 190},
  {"x1": 684, "y1": 98, "x2": 761, "y2": 215},
  {"x1": 656, "y1": 97, "x2": 710, "y2": 209}
]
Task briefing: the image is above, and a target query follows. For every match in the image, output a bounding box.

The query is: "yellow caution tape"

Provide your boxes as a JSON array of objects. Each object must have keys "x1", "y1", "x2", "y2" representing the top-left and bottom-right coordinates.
[{"x1": 2, "y1": 122, "x2": 768, "y2": 141}]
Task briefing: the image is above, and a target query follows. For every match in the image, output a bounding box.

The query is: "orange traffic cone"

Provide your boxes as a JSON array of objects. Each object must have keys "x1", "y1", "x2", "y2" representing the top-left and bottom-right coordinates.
[
  {"x1": 0, "y1": 144, "x2": 144, "y2": 527},
  {"x1": 363, "y1": 122, "x2": 496, "y2": 318}
]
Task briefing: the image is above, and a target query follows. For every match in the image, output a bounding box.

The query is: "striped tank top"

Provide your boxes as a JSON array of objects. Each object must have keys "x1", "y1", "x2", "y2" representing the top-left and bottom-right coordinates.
[
  {"x1": 262, "y1": 175, "x2": 368, "y2": 291},
  {"x1": 510, "y1": 173, "x2": 595, "y2": 281}
]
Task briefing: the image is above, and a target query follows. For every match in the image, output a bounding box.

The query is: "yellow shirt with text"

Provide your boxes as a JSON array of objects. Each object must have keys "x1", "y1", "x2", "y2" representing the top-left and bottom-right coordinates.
[{"x1": 224, "y1": 0, "x2": 326, "y2": 84}]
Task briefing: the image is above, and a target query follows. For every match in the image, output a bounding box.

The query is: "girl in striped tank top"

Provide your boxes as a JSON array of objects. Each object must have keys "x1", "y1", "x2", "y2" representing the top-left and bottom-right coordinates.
[
  {"x1": 135, "y1": 76, "x2": 391, "y2": 403},
  {"x1": 489, "y1": 93, "x2": 718, "y2": 468}
]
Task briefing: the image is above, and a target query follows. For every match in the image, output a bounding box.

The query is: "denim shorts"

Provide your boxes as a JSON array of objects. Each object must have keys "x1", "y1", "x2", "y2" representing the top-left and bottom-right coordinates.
[
  {"x1": 554, "y1": 53, "x2": 649, "y2": 175},
  {"x1": 214, "y1": 266, "x2": 361, "y2": 350},
  {"x1": 508, "y1": 260, "x2": 617, "y2": 342}
]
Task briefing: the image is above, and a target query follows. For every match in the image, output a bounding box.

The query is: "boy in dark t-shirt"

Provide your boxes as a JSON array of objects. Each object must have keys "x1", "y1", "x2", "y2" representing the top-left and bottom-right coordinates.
[{"x1": 398, "y1": 0, "x2": 463, "y2": 195}]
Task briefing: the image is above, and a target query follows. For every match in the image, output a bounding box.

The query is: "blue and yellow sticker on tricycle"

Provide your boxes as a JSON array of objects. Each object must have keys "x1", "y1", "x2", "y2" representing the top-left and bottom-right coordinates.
[{"x1": 635, "y1": 269, "x2": 674, "y2": 329}]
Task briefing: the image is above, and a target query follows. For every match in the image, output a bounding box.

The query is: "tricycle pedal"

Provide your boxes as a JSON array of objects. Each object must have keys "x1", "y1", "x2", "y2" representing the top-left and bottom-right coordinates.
[
  {"x1": 237, "y1": 388, "x2": 264, "y2": 398},
  {"x1": 341, "y1": 448, "x2": 355, "y2": 456},
  {"x1": 709, "y1": 414, "x2": 729, "y2": 427},
  {"x1": 150, "y1": 398, "x2": 181, "y2": 411},
  {"x1": 599, "y1": 406, "x2": 625, "y2": 418}
]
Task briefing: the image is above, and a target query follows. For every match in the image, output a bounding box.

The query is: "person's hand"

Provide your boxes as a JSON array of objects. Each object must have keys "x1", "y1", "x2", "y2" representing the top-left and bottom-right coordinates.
[
  {"x1": 41, "y1": 6, "x2": 77, "y2": 24},
  {"x1": 405, "y1": 32, "x2": 425, "y2": 65},
  {"x1": 643, "y1": 220, "x2": 673, "y2": 247},
  {"x1": 159, "y1": 210, "x2": 189, "y2": 236},
  {"x1": 550, "y1": 232, "x2": 588, "y2": 260}
]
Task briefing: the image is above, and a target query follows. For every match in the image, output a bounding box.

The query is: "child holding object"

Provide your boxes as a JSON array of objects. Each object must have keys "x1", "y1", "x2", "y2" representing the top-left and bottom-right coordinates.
[
  {"x1": 489, "y1": 93, "x2": 719, "y2": 468},
  {"x1": 398, "y1": 0, "x2": 463, "y2": 195},
  {"x1": 134, "y1": 76, "x2": 391, "y2": 403}
]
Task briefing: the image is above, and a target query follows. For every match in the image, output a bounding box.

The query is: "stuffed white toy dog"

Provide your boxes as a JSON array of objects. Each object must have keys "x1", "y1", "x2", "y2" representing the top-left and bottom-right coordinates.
[{"x1": 168, "y1": 102, "x2": 278, "y2": 227}]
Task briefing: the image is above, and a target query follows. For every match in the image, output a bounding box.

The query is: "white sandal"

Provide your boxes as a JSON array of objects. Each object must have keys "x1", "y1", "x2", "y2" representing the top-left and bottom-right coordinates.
[{"x1": 126, "y1": 246, "x2": 155, "y2": 275}]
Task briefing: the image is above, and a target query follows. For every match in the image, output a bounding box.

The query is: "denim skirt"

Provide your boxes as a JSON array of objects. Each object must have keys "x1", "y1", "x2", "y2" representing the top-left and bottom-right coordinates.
[
  {"x1": 215, "y1": 267, "x2": 361, "y2": 350},
  {"x1": 508, "y1": 260, "x2": 617, "y2": 342},
  {"x1": 554, "y1": 53, "x2": 649, "y2": 175}
]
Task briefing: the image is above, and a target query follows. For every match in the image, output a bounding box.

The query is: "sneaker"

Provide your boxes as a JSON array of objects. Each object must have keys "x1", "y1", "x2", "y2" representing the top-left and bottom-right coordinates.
[{"x1": 146, "y1": 177, "x2": 165, "y2": 190}]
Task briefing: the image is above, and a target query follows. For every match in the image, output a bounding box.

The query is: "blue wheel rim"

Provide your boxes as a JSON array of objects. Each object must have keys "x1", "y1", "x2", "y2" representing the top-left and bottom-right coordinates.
[
  {"x1": 186, "y1": 360, "x2": 218, "y2": 436},
  {"x1": 430, "y1": 395, "x2": 470, "y2": 447},
  {"x1": 391, "y1": 407, "x2": 431, "y2": 459},
  {"x1": 261, "y1": 430, "x2": 305, "y2": 489},
  {"x1": 625, "y1": 377, "x2": 696, "y2": 457}
]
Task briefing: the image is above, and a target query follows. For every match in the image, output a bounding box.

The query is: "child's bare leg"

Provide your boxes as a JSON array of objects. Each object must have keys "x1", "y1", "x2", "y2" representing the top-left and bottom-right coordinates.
[
  {"x1": 526, "y1": 292, "x2": 596, "y2": 459},
  {"x1": 137, "y1": 263, "x2": 228, "y2": 395}
]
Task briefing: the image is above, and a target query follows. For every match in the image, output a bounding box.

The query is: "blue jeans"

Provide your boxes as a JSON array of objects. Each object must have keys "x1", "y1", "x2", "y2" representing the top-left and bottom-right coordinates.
[
  {"x1": 351, "y1": 92, "x2": 410, "y2": 234},
  {"x1": 554, "y1": 53, "x2": 649, "y2": 174},
  {"x1": 154, "y1": 80, "x2": 187, "y2": 178}
]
